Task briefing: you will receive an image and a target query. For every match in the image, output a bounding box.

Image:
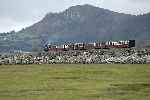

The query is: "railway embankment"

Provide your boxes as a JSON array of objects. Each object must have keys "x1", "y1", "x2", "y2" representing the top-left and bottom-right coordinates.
[{"x1": 0, "y1": 48, "x2": 150, "y2": 65}]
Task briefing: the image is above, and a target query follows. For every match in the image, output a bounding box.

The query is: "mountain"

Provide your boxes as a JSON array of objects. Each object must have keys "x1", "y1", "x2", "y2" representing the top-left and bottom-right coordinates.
[{"x1": 0, "y1": 4, "x2": 150, "y2": 52}]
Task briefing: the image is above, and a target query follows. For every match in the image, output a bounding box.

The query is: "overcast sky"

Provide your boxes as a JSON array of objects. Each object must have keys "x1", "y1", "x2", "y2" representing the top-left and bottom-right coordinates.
[{"x1": 0, "y1": 0, "x2": 150, "y2": 33}]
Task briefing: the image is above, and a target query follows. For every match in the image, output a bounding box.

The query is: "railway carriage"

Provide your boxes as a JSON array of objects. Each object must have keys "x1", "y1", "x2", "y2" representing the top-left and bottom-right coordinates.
[{"x1": 44, "y1": 40, "x2": 135, "y2": 52}]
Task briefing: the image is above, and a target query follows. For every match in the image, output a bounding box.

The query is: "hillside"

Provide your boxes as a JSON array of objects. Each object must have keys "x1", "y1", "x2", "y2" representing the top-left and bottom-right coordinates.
[{"x1": 0, "y1": 4, "x2": 150, "y2": 52}]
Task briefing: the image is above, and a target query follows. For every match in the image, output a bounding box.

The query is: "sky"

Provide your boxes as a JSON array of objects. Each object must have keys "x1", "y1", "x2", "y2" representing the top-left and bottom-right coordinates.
[{"x1": 0, "y1": 0, "x2": 150, "y2": 33}]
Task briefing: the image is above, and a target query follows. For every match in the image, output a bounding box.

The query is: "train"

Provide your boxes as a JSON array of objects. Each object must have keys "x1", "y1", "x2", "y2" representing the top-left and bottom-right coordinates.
[{"x1": 44, "y1": 40, "x2": 135, "y2": 52}]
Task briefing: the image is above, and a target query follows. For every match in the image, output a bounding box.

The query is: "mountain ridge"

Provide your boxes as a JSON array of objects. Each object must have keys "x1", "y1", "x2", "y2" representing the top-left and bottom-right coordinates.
[{"x1": 0, "y1": 4, "x2": 150, "y2": 52}]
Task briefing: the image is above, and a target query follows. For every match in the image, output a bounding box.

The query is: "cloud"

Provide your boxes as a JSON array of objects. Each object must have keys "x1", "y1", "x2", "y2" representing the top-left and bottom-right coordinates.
[
  {"x1": 0, "y1": 16, "x2": 34, "y2": 32},
  {"x1": 129, "y1": 0, "x2": 150, "y2": 3},
  {"x1": 0, "y1": 0, "x2": 63, "y2": 32},
  {"x1": 100, "y1": 0, "x2": 150, "y2": 14}
]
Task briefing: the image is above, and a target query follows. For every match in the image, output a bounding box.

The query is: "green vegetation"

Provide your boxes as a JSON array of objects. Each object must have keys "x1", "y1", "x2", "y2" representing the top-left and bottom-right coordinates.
[{"x1": 0, "y1": 64, "x2": 150, "y2": 100}]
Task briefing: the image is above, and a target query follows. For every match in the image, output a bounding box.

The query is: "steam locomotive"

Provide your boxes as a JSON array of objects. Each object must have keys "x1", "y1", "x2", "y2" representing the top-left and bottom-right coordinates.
[{"x1": 44, "y1": 40, "x2": 135, "y2": 52}]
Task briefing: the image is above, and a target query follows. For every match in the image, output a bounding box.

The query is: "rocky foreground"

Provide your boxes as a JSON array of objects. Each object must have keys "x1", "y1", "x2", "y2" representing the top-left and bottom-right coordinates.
[{"x1": 0, "y1": 48, "x2": 150, "y2": 65}]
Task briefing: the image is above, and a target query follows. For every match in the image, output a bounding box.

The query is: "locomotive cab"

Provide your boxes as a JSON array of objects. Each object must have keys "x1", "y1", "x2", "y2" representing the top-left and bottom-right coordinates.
[
  {"x1": 44, "y1": 45, "x2": 49, "y2": 52},
  {"x1": 129, "y1": 40, "x2": 135, "y2": 48}
]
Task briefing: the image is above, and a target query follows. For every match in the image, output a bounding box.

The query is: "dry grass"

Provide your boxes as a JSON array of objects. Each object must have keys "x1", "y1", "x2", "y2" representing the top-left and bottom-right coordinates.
[{"x1": 0, "y1": 64, "x2": 150, "y2": 100}]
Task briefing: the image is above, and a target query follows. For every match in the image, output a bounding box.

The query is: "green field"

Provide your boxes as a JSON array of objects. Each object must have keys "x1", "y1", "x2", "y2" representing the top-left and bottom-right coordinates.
[{"x1": 0, "y1": 64, "x2": 150, "y2": 100}]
